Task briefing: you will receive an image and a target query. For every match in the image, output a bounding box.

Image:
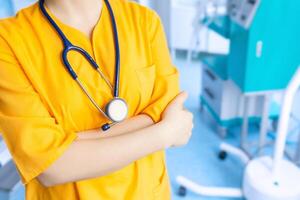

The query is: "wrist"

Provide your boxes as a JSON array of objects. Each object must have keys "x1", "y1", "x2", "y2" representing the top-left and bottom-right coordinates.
[{"x1": 155, "y1": 121, "x2": 172, "y2": 149}]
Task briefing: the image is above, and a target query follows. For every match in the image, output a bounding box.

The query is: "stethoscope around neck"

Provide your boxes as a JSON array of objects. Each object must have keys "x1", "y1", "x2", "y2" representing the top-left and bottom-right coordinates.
[{"x1": 39, "y1": 0, "x2": 128, "y2": 131}]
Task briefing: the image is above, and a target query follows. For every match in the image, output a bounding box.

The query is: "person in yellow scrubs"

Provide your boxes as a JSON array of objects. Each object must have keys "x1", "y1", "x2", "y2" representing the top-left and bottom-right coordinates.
[{"x1": 0, "y1": 0, "x2": 193, "y2": 199}]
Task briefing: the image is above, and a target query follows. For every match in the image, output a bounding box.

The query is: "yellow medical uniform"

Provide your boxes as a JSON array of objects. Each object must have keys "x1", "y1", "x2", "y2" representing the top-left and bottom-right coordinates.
[{"x1": 0, "y1": 0, "x2": 179, "y2": 199}]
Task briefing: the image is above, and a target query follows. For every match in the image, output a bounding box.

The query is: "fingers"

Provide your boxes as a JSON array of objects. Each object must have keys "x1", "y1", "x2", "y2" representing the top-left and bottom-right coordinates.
[
  {"x1": 171, "y1": 91, "x2": 188, "y2": 107},
  {"x1": 183, "y1": 109, "x2": 193, "y2": 119}
]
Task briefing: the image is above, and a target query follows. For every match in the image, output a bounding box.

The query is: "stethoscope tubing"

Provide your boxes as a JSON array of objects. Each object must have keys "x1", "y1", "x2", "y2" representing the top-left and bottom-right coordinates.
[
  {"x1": 38, "y1": 0, "x2": 127, "y2": 127},
  {"x1": 75, "y1": 79, "x2": 111, "y2": 118},
  {"x1": 39, "y1": 0, "x2": 118, "y2": 96},
  {"x1": 103, "y1": 0, "x2": 120, "y2": 97}
]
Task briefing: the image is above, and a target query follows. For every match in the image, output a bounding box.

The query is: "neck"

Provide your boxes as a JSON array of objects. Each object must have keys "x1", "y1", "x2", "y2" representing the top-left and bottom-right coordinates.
[{"x1": 44, "y1": 0, "x2": 103, "y2": 38}]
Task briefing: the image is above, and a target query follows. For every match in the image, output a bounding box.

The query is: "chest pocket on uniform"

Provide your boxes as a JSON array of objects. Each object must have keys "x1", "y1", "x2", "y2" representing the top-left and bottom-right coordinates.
[{"x1": 135, "y1": 64, "x2": 156, "y2": 107}]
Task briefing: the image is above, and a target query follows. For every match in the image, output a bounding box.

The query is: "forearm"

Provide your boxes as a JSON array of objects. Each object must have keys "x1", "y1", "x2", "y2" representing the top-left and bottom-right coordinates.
[
  {"x1": 38, "y1": 122, "x2": 168, "y2": 187},
  {"x1": 76, "y1": 114, "x2": 154, "y2": 140}
]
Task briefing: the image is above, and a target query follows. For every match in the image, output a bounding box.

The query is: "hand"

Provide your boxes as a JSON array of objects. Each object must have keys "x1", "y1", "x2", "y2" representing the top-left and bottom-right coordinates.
[{"x1": 159, "y1": 91, "x2": 194, "y2": 148}]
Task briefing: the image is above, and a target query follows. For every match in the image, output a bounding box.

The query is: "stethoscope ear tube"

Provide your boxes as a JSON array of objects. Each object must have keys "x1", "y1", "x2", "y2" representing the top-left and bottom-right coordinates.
[
  {"x1": 62, "y1": 49, "x2": 78, "y2": 79},
  {"x1": 104, "y1": 0, "x2": 120, "y2": 98}
]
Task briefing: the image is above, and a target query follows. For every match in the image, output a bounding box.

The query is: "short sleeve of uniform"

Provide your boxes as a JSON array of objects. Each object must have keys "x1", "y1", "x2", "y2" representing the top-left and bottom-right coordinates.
[
  {"x1": 141, "y1": 10, "x2": 180, "y2": 122},
  {"x1": 0, "y1": 35, "x2": 77, "y2": 184}
]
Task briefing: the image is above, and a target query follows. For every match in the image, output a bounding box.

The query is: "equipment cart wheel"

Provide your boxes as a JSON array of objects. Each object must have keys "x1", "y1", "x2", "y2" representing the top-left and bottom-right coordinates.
[
  {"x1": 218, "y1": 150, "x2": 227, "y2": 160},
  {"x1": 178, "y1": 185, "x2": 187, "y2": 197}
]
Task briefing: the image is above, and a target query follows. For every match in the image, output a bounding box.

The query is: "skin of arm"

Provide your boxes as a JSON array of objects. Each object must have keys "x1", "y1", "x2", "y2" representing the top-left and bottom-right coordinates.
[
  {"x1": 76, "y1": 114, "x2": 154, "y2": 140},
  {"x1": 38, "y1": 92, "x2": 192, "y2": 187},
  {"x1": 37, "y1": 120, "x2": 169, "y2": 187}
]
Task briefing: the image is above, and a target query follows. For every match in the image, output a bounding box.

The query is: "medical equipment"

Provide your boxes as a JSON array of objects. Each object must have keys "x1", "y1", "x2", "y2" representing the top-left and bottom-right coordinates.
[
  {"x1": 199, "y1": 0, "x2": 300, "y2": 154},
  {"x1": 228, "y1": 0, "x2": 260, "y2": 29},
  {"x1": 269, "y1": 113, "x2": 300, "y2": 166},
  {"x1": 177, "y1": 0, "x2": 300, "y2": 198},
  {"x1": 187, "y1": 0, "x2": 228, "y2": 62},
  {"x1": 244, "y1": 67, "x2": 300, "y2": 200},
  {"x1": 177, "y1": 67, "x2": 300, "y2": 200},
  {"x1": 200, "y1": 58, "x2": 271, "y2": 138},
  {"x1": 199, "y1": 0, "x2": 280, "y2": 138},
  {"x1": 39, "y1": 0, "x2": 128, "y2": 131},
  {"x1": 200, "y1": 0, "x2": 300, "y2": 138}
]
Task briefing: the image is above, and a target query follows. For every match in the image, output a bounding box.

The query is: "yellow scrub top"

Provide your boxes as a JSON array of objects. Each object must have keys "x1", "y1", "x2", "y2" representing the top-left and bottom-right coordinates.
[{"x1": 0, "y1": 0, "x2": 179, "y2": 199}]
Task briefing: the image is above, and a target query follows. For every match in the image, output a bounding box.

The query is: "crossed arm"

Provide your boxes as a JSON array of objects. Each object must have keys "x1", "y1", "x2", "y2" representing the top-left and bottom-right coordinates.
[
  {"x1": 38, "y1": 91, "x2": 193, "y2": 187},
  {"x1": 76, "y1": 114, "x2": 154, "y2": 140},
  {"x1": 37, "y1": 114, "x2": 163, "y2": 186}
]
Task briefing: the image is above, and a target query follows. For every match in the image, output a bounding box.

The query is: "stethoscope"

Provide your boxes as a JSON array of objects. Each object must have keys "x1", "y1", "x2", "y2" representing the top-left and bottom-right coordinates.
[{"x1": 39, "y1": 0, "x2": 128, "y2": 131}]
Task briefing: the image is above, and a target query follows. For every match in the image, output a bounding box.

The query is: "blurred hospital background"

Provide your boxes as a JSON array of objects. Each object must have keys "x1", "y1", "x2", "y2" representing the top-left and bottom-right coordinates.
[{"x1": 1, "y1": 0, "x2": 300, "y2": 200}]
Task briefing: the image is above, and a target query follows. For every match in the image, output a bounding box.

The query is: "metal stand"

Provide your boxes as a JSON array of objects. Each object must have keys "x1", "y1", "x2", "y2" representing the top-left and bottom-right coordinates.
[
  {"x1": 241, "y1": 96, "x2": 250, "y2": 150},
  {"x1": 240, "y1": 93, "x2": 272, "y2": 156},
  {"x1": 176, "y1": 175, "x2": 243, "y2": 198},
  {"x1": 258, "y1": 94, "x2": 271, "y2": 155}
]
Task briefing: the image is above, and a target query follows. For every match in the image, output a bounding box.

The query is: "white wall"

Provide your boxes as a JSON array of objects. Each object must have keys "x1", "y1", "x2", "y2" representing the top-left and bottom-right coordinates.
[{"x1": 139, "y1": 0, "x2": 229, "y2": 54}]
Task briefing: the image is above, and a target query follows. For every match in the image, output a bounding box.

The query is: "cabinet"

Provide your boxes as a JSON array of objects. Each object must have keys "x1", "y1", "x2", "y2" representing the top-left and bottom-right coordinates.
[{"x1": 200, "y1": 57, "x2": 270, "y2": 136}]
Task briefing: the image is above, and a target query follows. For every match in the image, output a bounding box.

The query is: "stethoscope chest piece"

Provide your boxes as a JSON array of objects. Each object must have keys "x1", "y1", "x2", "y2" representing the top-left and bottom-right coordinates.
[{"x1": 106, "y1": 98, "x2": 128, "y2": 122}]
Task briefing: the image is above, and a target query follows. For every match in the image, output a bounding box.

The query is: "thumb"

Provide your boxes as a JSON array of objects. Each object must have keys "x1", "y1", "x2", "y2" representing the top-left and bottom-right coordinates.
[{"x1": 170, "y1": 91, "x2": 188, "y2": 107}]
